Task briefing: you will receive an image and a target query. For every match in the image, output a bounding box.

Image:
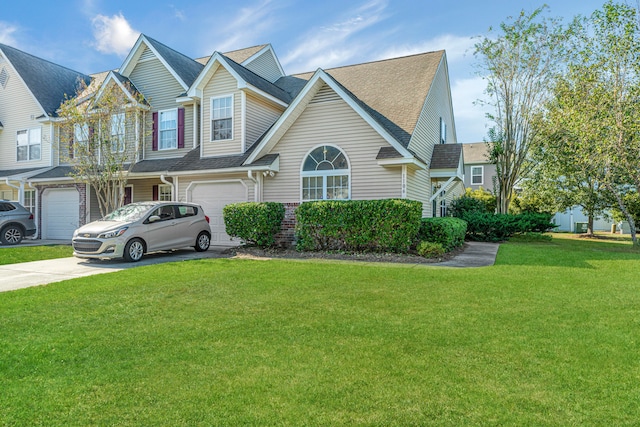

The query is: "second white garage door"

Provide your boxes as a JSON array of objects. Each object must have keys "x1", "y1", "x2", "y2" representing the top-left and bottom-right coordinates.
[
  {"x1": 188, "y1": 181, "x2": 248, "y2": 246},
  {"x1": 42, "y1": 187, "x2": 80, "y2": 240}
]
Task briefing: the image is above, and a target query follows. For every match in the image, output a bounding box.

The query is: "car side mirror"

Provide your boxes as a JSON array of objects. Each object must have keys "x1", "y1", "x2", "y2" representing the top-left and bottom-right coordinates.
[{"x1": 148, "y1": 215, "x2": 161, "y2": 223}]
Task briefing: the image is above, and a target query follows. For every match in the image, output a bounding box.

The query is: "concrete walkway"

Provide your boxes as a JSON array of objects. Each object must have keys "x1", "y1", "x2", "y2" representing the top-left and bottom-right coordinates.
[
  {"x1": 437, "y1": 241, "x2": 500, "y2": 268},
  {"x1": 0, "y1": 246, "x2": 229, "y2": 292}
]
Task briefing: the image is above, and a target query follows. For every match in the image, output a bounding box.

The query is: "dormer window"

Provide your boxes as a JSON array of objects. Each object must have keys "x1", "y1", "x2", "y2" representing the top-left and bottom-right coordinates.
[{"x1": 211, "y1": 95, "x2": 233, "y2": 141}]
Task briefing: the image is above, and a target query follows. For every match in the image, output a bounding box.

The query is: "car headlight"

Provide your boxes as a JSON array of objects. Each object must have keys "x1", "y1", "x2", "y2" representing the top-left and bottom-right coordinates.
[{"x1": 98, "y1": 227, "x2": 129, "y2": 239}]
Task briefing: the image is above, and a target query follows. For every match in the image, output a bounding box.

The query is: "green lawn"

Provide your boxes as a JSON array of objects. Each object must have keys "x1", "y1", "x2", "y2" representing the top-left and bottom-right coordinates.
[
  {"x1": 0, "y1": 245, "x2": 73, "y2": 265},
  {"x1": 1, "y1": 235, "x2": 639, "y2": 425}
]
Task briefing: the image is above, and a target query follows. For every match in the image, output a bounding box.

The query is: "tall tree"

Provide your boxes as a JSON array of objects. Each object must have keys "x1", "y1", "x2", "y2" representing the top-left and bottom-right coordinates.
[
  {"x1": 474, "y1": 6, "x2": 566, "y2": 213},
  {"x1": 58, "y1": 79, "x2": 149, "y2": 217},
  {"x1": 553, "y1": 1, "x2": 640, "y2": 244}
]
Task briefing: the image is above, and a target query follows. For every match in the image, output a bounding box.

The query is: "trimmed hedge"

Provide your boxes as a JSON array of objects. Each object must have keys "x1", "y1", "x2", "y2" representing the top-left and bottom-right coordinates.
[
  {"x1": 223, "y1": 202, "x2": 285, "y2": 247},
  {"x1": 416, "y1": 241, "x2": 445, "y2": 258},
  {"x1": 418, "y1": 217, "x2": 467, "y2": 251},
  {"x1": 295, "y1": 199, "x2": 423, "y2": 253},
  {"x1": 461, "y1": 211, "x2": 556, "y2": 242}
]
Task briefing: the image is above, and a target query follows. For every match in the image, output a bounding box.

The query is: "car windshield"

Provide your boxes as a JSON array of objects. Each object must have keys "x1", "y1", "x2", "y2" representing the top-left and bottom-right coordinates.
[{"x1": 103, "y1": 204, "x2": 154, "y2": 222}]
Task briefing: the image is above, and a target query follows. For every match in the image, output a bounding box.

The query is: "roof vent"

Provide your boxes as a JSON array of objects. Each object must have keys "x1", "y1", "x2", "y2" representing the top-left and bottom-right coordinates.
[{"x1": 0, "y1": 67, "x2": 8, "y2": 89}]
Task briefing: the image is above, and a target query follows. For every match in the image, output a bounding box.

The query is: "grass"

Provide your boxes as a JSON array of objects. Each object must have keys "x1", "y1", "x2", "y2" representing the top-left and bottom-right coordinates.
[
  {"x1": 0, "y1": 245, "x2": 73, "y2": 265},
  {"x1": 1, "y1": 235, "x2": 639, "y2": 425}
]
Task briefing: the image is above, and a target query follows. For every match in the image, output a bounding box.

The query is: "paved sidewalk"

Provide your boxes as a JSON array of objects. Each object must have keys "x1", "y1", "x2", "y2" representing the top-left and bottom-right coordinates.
[{"x1": 437, "y1": 241, "x2": 500, "y2": 268}]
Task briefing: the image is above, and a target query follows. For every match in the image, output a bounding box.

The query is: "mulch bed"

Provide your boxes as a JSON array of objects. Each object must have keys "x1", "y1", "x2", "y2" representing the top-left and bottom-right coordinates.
[{"x1": 224, "y1": 244, "x2": 467, "y2": 264}]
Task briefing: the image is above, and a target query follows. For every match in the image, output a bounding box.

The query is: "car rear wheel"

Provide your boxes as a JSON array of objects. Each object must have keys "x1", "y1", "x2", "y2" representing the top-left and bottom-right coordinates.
[
  {"x1": 1, "y1": 225, "x2": 24, "y2": 245},
  {"x1": 194, "y1": 231, "x2": 211, "y2": 252},
  {"x1": 123, "y1": 238, "x2": 145, "y2": 262}
]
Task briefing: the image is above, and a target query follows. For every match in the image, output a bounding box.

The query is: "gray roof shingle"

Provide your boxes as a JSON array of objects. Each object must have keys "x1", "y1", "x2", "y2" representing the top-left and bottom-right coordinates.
[
  {"x1": 144, "y1": 36, "x2": 204, "y2": 88},
  {"x1": 0, "y1": 44, "x2": 91, "y2": 117},
  {"x1": 430, "y1": 144, "x2": 462, "y2": 169},
  {"x1": 462, "y1": 142, "x2": 492, "y2": 164},
  {"x1": 222, "y1": 55, "x2": 293, "y2": 104}
]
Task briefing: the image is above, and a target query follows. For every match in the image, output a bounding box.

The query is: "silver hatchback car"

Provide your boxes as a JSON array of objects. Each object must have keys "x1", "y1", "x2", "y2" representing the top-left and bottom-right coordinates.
[{"x1": 72, "y1": 201, "x2": 211, "y2": 262}]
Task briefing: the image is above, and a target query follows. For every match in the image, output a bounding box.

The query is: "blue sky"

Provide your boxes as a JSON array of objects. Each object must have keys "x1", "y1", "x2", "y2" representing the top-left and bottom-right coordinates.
[{"x1": 2, "y1": 0, "x2": 607, "y2": 143}]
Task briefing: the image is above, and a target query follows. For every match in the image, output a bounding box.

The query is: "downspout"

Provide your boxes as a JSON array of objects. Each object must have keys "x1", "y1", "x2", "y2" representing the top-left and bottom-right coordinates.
[
  {"x1": 247, "y1": 170, "x2": 259, "y2": 202},
  {"x1": 27, "y1": 181, "x2": 39, "y2": 239},
  {"x1": 5, "y1": 178, "x2": 21, "y2": 203},
  {"x1": 160, "y1": 174, "x2": 175, "y2": 201}
]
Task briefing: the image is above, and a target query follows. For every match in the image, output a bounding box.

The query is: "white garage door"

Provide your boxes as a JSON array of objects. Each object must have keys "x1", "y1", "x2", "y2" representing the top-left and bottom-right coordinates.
[
  {"x1": 189, "y1": 181, "x2": 248, "y2": 246},
  {"x1": 42, "y1": 188, "x2": 80, "y2": 239}
]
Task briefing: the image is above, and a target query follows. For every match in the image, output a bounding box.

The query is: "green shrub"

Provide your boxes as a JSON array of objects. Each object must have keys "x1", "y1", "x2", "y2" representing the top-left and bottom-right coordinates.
[
  {"x1": 295, "y1": 199, "x2": 422, "y2": 253},
  {"x1": 449, "y1": 194, "x2": 489, "y2": 217},
  {"x1": 461, "y1": 211, "x2": 556, "y2": 242},
  {"x1": 416, "y1": 241, "x2": 445, "y2": 258},
  {"x1": 418, "y1": 217, "x2": 467, "y2": 251},
  {"x1": 223, "y1": 202, "x2": 285, "y2": 247}
]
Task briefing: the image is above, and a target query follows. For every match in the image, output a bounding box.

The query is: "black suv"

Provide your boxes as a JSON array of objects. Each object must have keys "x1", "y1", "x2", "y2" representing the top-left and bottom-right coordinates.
[{"x1": 0, "y1": 200, "x2": 37, "y2": 245}]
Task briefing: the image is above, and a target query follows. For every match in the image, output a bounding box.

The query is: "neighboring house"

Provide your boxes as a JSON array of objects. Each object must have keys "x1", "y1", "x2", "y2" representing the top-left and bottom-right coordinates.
[
  {"x1": 0, "y1": 35, "x2": 464, "y2": 245},
  {"x1": 462, "y1": 142, "x2": 496, "y2": 192}
]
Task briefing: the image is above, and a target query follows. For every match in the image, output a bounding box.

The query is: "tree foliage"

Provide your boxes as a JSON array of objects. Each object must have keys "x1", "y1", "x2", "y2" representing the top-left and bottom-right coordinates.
[
  {"x1": 57, "y1": 80, "x2": 149, "y2": 218},
  {"x1": 474, "y1": 6, "x2": 567, "y2": 214},
  {"x1": 537, "y1": 1, "x2": 640, "y2": 244}
]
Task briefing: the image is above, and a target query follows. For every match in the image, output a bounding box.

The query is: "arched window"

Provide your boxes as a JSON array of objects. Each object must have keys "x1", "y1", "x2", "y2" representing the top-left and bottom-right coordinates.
[{"x1": 301, "y1": 145, "x2": 350, "y2": 201}]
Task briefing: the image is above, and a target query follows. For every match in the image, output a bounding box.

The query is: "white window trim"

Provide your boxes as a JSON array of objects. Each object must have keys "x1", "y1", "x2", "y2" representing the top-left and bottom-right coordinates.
[
  {"x1": 210, "y1": 94, "x2": 234, "y2": 142},
  {"x1": 471, "y1": 165, "x2": 484, "y2": 185},
  {"x1": 158, "y1": 184, "x2": 173, "y2": 201},
  {"x1": 300, "y1": 144, "x2": 351, "y2": 201},
  {"x1": 158, "y1": 108, "x2": 178, "y2": 150},
  {"x1": 111, "y1": 113, "x2": 126, "y2": 153},
  {"x1": 16, "y1": 127, "x2": 42, "y2": 162}
]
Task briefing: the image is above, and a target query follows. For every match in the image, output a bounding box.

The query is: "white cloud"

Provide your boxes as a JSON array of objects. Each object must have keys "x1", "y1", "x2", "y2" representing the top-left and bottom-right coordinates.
[
  {"x1": 212, "y1": 0, "x2": 278, "y2": 53},
  {"x1": 0, "y1": 22, "x2": 18, "y2": 46},
  {"x1": 451, "y1": 76, "x2": 492, "y2": 143},
  {"x1": 91, "y1": 13, "x2": 139, "y2": 56},
  {"x1": 377, "y1": 34, "x2": 477, "y2": 63},
  {"x1": 170, "y1": 5, "x2": 186, "y2": 22},
  {"x1": 281, "y1": 0, "x2": 389, "y2": 72}
]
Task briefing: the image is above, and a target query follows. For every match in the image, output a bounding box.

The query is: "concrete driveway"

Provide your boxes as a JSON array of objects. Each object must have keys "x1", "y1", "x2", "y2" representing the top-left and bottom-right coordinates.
[{"x1": 0, "y1": 246, "x2": 230, "y2": 292}]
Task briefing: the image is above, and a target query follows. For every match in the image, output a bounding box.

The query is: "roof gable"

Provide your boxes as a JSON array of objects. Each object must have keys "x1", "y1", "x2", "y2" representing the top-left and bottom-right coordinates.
[
  {"x1": 293, "y1": 50, "x2": 444, "y2": 139},
  {"x1": 187, "y1": 52, "x2": 291, "y2": 105},
  {"x1": 92, "y1": 71, "x2": 148, "y2": 107},
  {"x1": 245, "y1": 69, "x2": 417, "y2": 165},
  {"x1": 119, "y1": 35, "x2": 204, "y2": 90},
  {"x1": 0, "y1": 43, "x2": 91, "y2": 117},
  {"x1": 462, "y1": 142, "x2": 492, "y2": 164}
]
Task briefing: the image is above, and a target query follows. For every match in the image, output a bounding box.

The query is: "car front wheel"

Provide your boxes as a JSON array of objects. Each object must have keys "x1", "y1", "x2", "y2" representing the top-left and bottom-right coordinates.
[
  {"x1": 1, "y1": 225, "x2": 24, "y2": 245},
  {"x1": 123, "y1": 238, "x2": 145, "y2": 262},
  {"x1": 194, "y1": 231, "x2": 211, "y2": 252}
]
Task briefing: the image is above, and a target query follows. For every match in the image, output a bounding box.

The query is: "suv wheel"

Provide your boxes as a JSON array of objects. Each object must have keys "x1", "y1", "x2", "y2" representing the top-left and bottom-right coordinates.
[
  {"x1": 194, "y1": 231, "x2": 211, "y2": 252},
  {"x1": 1, "y1": 225, "x2": 24, "y2": 245},
  {"x1": 123, "y1": 238, "x2": 145, "y2": 262}
]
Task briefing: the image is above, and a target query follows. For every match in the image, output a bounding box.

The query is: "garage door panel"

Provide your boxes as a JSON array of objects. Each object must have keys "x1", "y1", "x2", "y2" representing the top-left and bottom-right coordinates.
[
  {"x1": 190, "y1": 182, "x2": 247, "y2": 247},
  {"x1": 42, "y1": 188, "x2": 80, "y2": 240}
]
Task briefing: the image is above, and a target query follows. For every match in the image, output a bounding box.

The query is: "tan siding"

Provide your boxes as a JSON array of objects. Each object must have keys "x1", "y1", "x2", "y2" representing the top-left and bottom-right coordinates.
[
  {"x1": 129, "y1": 54, "x2": 195, "y2": 160},
  {"x1": 262, "y1": 89, "x2": 401, "y2": 203},
  {"x1": 406, "y1": 58, "x2": 458, "y2": 216},
  {"x1": 245, "y1": 93, "x2": 284, "y2": 149},
  {"x1": 0, "y1": 55, "x2": 52, "y2": 169},
  {"x1": 244, "y1": 50, "x2": 282, "y2": 83},
  {"x1": 406, "y1": 168, "x2": 431, "y2": 217},
  {"x1": 201, "y1": 68, "x2": 243, "y2": 156}
]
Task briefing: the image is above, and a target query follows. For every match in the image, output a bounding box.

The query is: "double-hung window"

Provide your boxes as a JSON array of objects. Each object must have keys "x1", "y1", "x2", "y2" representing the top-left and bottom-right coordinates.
[
  {"x1": 471, "y1": 166, "x2": 484, "y2": 185},
  {"x1": 158, "y1": 184, "x2": 172, "y2": 201},
  {"x1": 159, "y1": 109, "x2": 177, "y2": 150},
  {"x1": 211, "y1": 96, "x2": 233, "y2": 141},
  {"x1": 73, "y1": 123, "x2": 89, "y2": 157},
  {"x1": 440, "y1": 117, "x2": 446, "y2": 144},
  {"x1": 301, "y1": 145, "x2": 350, "y2": 201},
  {"x1": 16, "y1": 127, "x2": 41, "y2": 161},
  {"x1": 111, "y1": 113, "x2": 125, "y2": 153}
]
